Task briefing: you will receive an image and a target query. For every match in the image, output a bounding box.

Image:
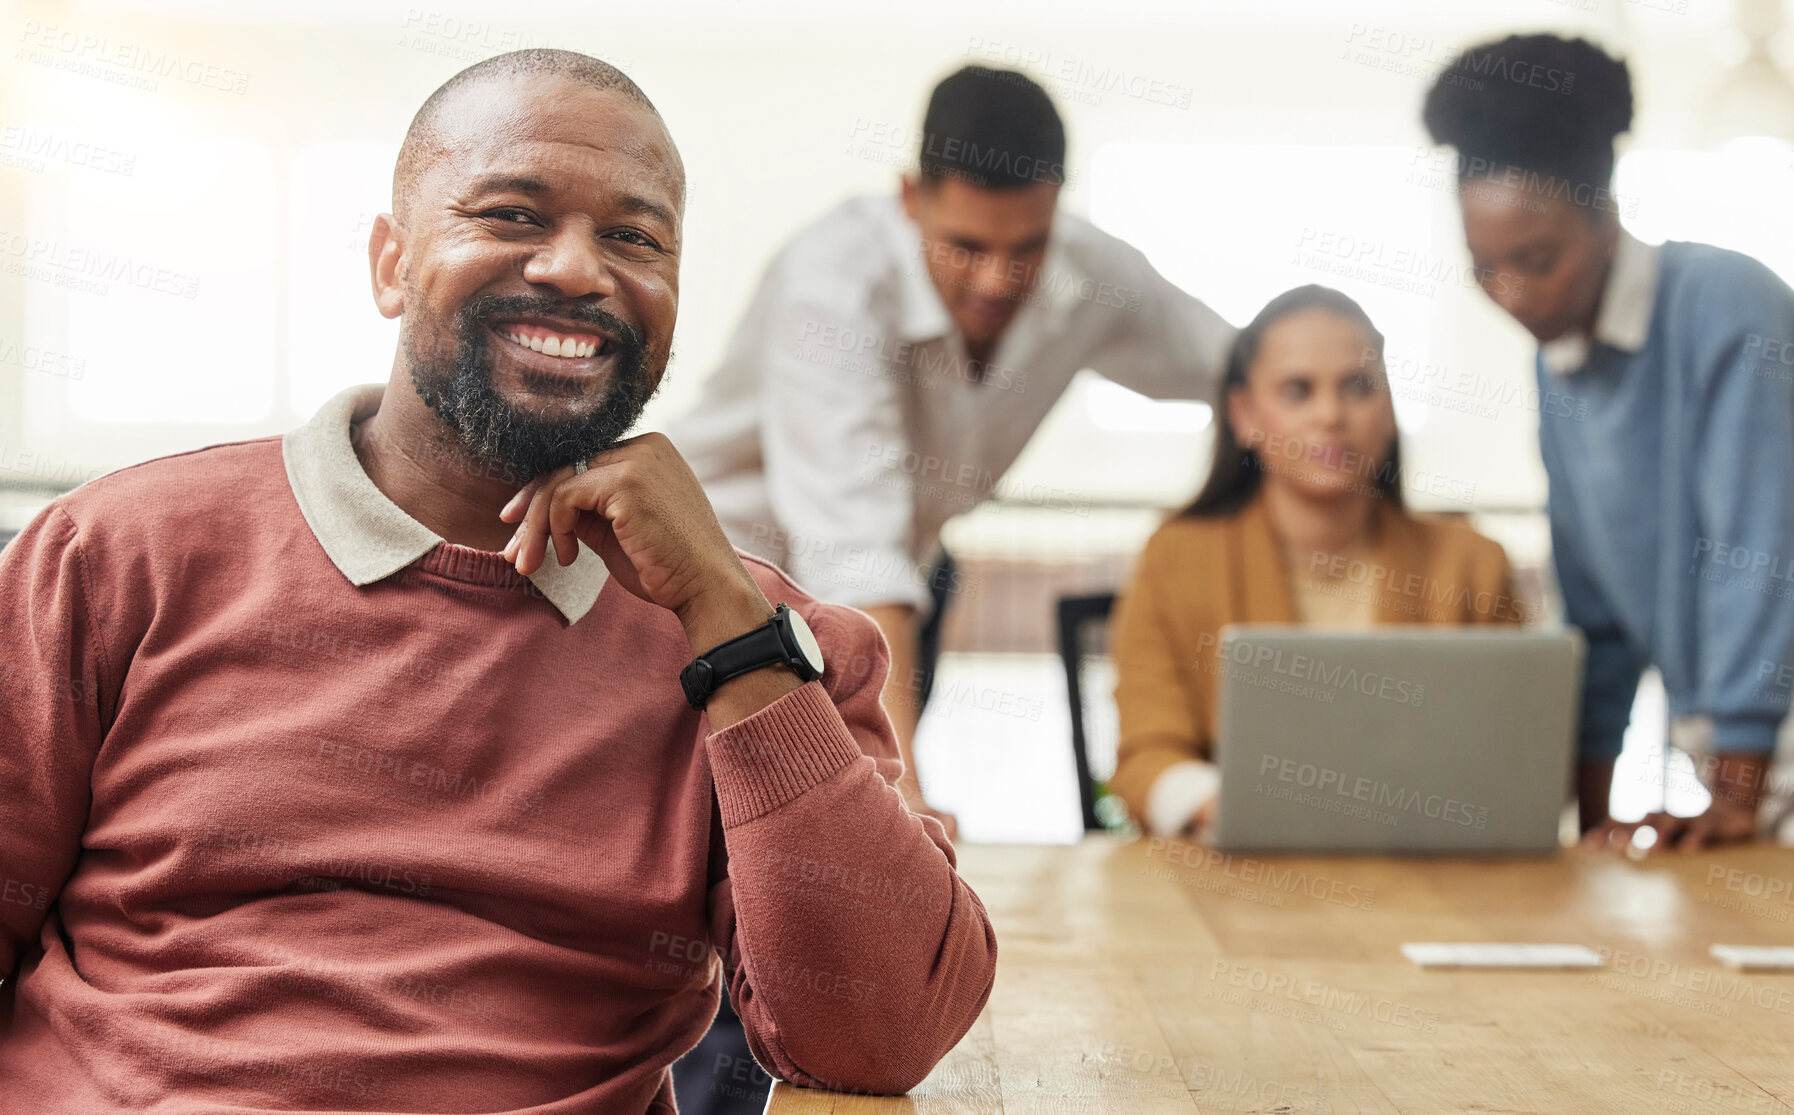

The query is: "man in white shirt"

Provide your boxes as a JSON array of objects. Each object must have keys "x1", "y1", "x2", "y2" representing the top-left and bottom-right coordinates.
[{"x1": 670, "y1": 65, "x2": 1235, "y2": 840}]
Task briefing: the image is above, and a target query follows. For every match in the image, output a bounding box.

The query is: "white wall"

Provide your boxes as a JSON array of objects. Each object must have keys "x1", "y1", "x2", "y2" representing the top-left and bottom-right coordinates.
[{"x1": 3, "y1": 0, "x2": 1785, "y2": 538}]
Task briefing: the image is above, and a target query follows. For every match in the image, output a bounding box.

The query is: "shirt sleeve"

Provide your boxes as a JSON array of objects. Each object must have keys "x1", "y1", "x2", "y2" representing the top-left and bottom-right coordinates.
[
  {"x1": 1539, "y1": 407, "x2": 1646, "y2": 765},
  {"x1": 701, "y1": 594, "x2": 996, "y2": 1095},
  {"x1": 1108, "y1": 532, "x2": 1212, "y2": 828},
  {"x1": 1687, "y1": 269, "x2": 1794, "y2": 754},
  {"x1": 1077, "y1": 230, "x2": 1235, "y2": 404},
  {"x1": 0, "y1": 505, "x2": 112, "y2": 982},
  {"x1": 756, "y1": 273, "x2": 929, "y2": 613}
]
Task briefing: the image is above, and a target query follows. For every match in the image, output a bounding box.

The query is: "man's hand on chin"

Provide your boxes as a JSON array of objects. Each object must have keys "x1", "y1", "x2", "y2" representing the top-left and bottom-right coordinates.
[{"x1": 499, "y1": 432, "x2": 799, "y2": 728}]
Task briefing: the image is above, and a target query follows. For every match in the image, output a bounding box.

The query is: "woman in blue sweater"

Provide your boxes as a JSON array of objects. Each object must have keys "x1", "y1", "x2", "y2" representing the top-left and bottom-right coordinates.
[{"x1": 1423, "y1": 34, "x2": 1794, "y2": 849}]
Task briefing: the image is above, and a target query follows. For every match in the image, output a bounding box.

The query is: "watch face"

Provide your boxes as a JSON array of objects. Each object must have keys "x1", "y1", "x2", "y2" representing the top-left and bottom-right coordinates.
[{"x1": 786, "y1": 608, "x2": 826, "y2": 674}]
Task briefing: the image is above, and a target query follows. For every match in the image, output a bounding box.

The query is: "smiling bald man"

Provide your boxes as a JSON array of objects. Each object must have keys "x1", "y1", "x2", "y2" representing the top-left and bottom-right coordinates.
[{"x1": 0, "y1": 50, "x2": 996, "y2": 1113}]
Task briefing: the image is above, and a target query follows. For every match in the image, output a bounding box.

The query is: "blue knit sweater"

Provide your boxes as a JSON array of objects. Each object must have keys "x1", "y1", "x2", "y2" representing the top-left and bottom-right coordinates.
[{"x1": 1538, "y1": 240, "x2": 1794, "y2": 762}]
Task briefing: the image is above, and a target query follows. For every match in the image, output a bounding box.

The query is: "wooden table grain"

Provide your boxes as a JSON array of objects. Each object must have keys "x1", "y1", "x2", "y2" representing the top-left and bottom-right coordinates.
[{"x1": 764, "y1": 835, "x2": 1794, "y2": 1115}]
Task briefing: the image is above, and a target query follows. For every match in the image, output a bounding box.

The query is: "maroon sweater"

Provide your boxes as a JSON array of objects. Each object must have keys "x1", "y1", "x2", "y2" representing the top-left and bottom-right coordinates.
[{"x1": 0, "y1": 433, "x2": 996, "y2": 1112}]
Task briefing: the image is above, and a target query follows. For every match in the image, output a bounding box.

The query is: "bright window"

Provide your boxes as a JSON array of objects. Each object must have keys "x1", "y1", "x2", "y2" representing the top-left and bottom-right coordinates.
[{"x1": 288, "y1": 140, "x2": 402, "y2": 416}]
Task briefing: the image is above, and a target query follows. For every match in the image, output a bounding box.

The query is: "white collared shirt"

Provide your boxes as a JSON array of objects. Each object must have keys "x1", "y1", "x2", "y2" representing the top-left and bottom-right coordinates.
[
  {"x1": 1540, "y1": 229, "x2": 1662, "y2": 377},
  {"x1": 282, "y1": 384, "x2": 609, "y2": 624},
  {"x1": 668, "y1": 194, "x2": 1234, "y2": 611}
]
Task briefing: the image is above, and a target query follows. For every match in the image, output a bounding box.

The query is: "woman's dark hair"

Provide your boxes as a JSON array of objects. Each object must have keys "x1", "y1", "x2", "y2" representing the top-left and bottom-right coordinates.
[
  {"x1": 1422, "y1": 34, "x2": 1633, "y2": 193},
  {"x1": 1183, "y1": 285, "x2": 1399, "y2": 518}
]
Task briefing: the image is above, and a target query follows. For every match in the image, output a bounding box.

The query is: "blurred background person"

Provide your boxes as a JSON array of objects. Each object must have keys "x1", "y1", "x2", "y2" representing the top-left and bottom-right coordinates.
[
  {"x1": 668, "y1": 61, "x2": 1233, "y2": 1115},
  {"x1": 667, "y1": 64, "x2": 1236, "y2": 841},
  {"x1": 1423, "y1": 34, "x2": 1794, "y2": 849},
  {"x1": 1109, "y1": 286, "x2": 1522, "y2": 840}
]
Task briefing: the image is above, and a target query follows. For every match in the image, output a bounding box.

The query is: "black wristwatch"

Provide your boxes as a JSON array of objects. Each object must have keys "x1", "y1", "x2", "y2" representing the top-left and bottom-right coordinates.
[{"x1": 680, "y1": 603, "x2": 826, "y2": 710}]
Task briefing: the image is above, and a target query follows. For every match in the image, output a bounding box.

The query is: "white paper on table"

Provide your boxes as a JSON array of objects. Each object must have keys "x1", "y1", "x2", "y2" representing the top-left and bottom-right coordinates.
[
  {"x1": 1709, "y1": 945, "x2": 1794, "y2": 971},
  {"x1": 1400, "y1": 943, "x2": 1604, "y2": 969}
]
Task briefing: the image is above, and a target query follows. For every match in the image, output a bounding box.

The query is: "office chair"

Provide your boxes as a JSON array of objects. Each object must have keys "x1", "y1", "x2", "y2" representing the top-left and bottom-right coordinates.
[{"x1": 1055, "y1": 591, "x2": 1128, "y2": 833}]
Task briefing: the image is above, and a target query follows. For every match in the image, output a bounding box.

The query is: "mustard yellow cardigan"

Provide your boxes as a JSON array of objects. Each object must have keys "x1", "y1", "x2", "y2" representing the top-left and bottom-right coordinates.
[{"x1": 1108, "y1": 496, "x2": 1523, "y2": 826}]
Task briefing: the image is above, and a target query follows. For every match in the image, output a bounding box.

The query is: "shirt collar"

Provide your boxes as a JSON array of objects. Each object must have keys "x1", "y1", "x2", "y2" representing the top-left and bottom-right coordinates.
[
  {"x1": 886, "y1": 197, "x2": 1084, "y2": 345},
  {"x1": 1540, "y1": 229, "x2": 1661, "y2": 377},
  {"x1": 889, "y1": 206, "x2": 954, "y2": 343},
  {"x1": 281, "y1": 384, "x2": 609, "y2": 624}
]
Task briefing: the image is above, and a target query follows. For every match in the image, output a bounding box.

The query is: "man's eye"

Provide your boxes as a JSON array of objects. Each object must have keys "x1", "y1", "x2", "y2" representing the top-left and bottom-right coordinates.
[
  {"x1": 483, "y1": 208, "x2": 538, "y2": 226},
  {"x1": 1519, "y1": 252, "x2": 1559, "y2": 275}
]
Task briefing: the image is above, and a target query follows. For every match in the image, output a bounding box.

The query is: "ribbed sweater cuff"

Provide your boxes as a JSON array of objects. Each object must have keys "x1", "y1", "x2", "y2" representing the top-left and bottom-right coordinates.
[
  {"x1": 1711, "y1": 715, "x2": 1781, "y2": 756},
  {"x1": 706, "y1": 681, "x2": 865, "y2": 829}
]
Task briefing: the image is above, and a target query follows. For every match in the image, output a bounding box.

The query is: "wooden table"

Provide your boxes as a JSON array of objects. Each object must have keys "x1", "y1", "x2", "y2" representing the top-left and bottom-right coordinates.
[{"x1": 766, "y1": 835, "x2": 1794, "y2": 1114}]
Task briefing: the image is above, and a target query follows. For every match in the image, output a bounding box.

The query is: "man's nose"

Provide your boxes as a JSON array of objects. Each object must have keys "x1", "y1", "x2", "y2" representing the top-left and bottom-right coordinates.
[
  {"x1": 1489, "y1": 271, "x2": 1528, "y2": 318},
  {"x1": 521, "y1": 228, "x2": 616, "y2": 299},
  {"x1": 968, "y1": 253, "x2": 1024, "y2": 294}
]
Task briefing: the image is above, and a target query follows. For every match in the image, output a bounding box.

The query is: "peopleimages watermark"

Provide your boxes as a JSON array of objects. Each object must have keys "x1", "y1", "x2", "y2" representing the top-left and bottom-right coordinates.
[
  {"x1": 0, "y1": 335, "x2": 85, "y2": 381},
  {"x1": 394, "y1": 8, "x2": 634, "y2": 70},
  {"x1": 1341, "y1": 25, "x2": 1576, "y2": 95},
  {"x1": 1746, "y1": 332, "x2": 1794, "y2": 385},
  {"x1": 1624, "y1": 740, "x2": 1794, "y2": 812},
  {"x1": 1145, "y1": 836, "x2": 1377, "y2": 910},
  {"x1": 0, "y1": 228, "x2": 201, "y2": 299},
  {"x1": 1195, "y1": 631, "x2": 1428, "y2": 708},
  {"x1": 1707, "y1": 866, "x2": 1794, "y2": 910},
  {"x1": 249, "y1": 616, "x2": 454, "y2": 684},
  {"x1": 1237, "y1": 427, "x2": 1479, "y2": 506},
  {"x1": 1652, "y1": 1067, "x2": 1788, "y2": 1115},
  {"x1": 1403, "y1": 148, "x2": 1640, "y2": 219},
  {"x1": 644, "y1": 929, "x2": 716, "y2": 982},
  {"x1": 1087, "y1": 1038, "x2": 1331, "y2": 1111},
  {"x1": 703, "y1": 1054, "x2": 772, "y2": 1106},
  {"x1": 1206, "y1": 960, "x2": 1441, "y2": 1034},
  {"x1": 1301, "y1": 547, "x2": 1539, "y2": 624},
  {"x1": 794, "y1": 317, "x2": 1032, "y2": 395},
  {"x1": 1594, "y1": 945, "x2": 1794, "y2": 1019},
  {"x1": 163, "y1": 1026, "x2": 382, "y2": 1100},
  {"x1": 1, "y1": 876, "x2": 50, "y2": 911},
  {"x1": 765, "y1": 849, "x2": 949, "y2": 920},
  {"x1": 1292, "y1": 226, "x2": 1525, "y2": 301},
  {"x1": 1381, "y1": 346, "x2": 1589, "y2": 425},
  {"x1": 14, "y1": 21, "x2": 250, "y2": 95},
  {"x1": 963, "y1": 37, "x2": 1195, "y2": 110},
  {"x1": 858, "y1": 441, "x2": 1092, "y2": 515},
  {"x1": 1256, "y1": 754, "x2": 1492, "y2": 830},
  {"x1": 905, "y1": 241, "x2": 1145, "y2": 317},
  {"x1": 0, "y1": 124, "x2": 137, "y2": 177},
  {"x1": 314, "y1": 736, "x2": 547, "y2": 818},
  {"x1": 742, "y1": 523, "x2": 978, "y2": 602},
  {"x1": 1689, "y1": 538, "x2": 1794, "y2": 601},
  {"x1": 1751, "y1": 654, "x2": 1794, "y2": 708},
  {"x1": 843, "y1": 116, "x2": 1081, "y2": 189},
  {"x1": 0, "y1": 442, "x2": 108, "y2": 489}
]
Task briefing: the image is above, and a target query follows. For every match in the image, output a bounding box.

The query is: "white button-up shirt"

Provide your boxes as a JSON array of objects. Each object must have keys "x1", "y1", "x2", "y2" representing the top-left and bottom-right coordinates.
[{"x1": 669, "y1": 194, "x2": 1234, "y2": 612}]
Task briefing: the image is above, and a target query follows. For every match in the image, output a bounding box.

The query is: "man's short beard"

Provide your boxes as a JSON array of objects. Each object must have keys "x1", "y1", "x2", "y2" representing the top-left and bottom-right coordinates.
[{"x1": 405, "y1": 292, "x2": 659, "y2": 484}]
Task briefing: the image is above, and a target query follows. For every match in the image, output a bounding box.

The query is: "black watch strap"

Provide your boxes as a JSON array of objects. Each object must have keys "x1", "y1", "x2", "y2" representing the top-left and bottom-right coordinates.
[{"x1": 680, "y1": 605, "x2": 797, "y2": 710}]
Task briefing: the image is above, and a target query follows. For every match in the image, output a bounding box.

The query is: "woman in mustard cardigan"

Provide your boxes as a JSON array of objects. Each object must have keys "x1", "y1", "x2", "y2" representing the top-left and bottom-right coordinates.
[{"x1": 1110, "y1": 285, "x2": 1527, "y2": 839}]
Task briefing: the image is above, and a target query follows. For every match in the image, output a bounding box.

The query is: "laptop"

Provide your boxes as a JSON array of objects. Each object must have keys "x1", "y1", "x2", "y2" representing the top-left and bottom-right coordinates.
[{"x1": 1211, "y1": 626, "x2": 1584, "y2": 854}]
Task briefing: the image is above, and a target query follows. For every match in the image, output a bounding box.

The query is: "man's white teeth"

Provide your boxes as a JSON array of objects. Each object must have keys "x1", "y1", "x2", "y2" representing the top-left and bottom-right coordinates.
[{"x1": 504, "y1": 330, "x2": 600, "y2": 359}]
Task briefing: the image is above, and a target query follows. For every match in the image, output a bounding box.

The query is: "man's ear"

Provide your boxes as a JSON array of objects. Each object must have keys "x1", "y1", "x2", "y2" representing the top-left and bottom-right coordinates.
[
  {"x1": 370, "y1": 213, "x2": 405, "y2": 320},
  {"x1": 899, "y1": 173, "x2": 922, "y2": 224}
]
